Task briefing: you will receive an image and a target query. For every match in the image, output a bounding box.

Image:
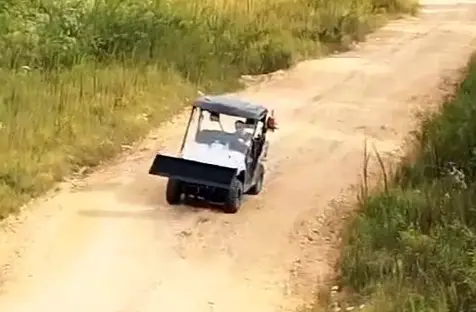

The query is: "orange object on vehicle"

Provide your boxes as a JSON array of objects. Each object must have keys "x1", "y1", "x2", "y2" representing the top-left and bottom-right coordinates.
[{"x1": 267, "y1": 116, "x2": 277, "y2": 130}]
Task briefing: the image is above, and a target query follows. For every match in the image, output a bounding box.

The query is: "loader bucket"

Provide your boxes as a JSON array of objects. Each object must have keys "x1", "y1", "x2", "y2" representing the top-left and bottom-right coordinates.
[{"x1": 148, "y1": 154, "x2": 238, "y2": 189}]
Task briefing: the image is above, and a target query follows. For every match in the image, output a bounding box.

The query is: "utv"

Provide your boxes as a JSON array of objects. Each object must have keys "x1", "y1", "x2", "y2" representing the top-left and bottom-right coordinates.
[{"x1": 148, "y1": 95, "x2": 277, "y2": 213}]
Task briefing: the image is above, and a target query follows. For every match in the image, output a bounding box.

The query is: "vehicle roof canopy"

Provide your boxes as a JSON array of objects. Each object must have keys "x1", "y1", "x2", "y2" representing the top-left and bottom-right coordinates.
[{"x1": 193, "y1": 95, "x2": 268, "y2": 120}]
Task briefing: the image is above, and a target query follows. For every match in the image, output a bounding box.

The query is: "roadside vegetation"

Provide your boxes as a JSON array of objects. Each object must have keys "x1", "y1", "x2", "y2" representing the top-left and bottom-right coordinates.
[
  {"x1": 0, "y1": 0, "x2": 418, "y2": 218},
  {"x1": 328, "y1": 55, "x2": 476, "y2": 311}
]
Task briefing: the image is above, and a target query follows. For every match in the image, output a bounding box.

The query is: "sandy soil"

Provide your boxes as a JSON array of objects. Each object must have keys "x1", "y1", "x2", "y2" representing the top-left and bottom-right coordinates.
[{"x1": 1, "y1": 1, "x2": 476, "y2": 311}]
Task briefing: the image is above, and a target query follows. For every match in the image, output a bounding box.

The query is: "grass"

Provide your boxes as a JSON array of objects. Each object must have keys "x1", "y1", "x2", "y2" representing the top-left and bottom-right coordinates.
[
  {"x1": 0, "y1": 0, "x2": 418, "y2": 218},
  {"x1": 327, "y1": 54, "x2": 476, "y2": 312}
]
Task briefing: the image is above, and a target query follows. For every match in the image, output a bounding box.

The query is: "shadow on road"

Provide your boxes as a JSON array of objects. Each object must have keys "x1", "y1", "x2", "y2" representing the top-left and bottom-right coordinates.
[
  {"x1": 77, "y1": 192, "x2": 227, "y2": 220},
  {"x1": 77, "y1": 208, "x2": 159, "y2": 219}
]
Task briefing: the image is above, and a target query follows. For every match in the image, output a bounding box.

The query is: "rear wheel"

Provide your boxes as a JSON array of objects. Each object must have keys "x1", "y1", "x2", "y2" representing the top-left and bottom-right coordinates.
[
  {"x1": 248, "y1": 163, "x2": 264, "y2": 195},
  {"x1": 166, "y1": 178, "x2": 182, "y2": 205},
  {"x1": 223, "y1": 178, "x2": 243, "y2": 214}
]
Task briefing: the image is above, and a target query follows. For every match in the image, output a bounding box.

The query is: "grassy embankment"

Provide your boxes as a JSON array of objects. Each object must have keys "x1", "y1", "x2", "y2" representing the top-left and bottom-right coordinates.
[
  {"x1": 0, "y1": 0, "x2": 418, "y2": 218},
  {"x1": 332, "y1": 55, "x2": 476, "y2": 311}
]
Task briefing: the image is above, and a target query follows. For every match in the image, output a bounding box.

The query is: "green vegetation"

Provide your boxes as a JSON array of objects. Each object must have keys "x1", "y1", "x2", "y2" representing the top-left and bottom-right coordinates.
[
  {"x1": 335, "y1": 55, "x2": 476, "y2": 311},
  {"x1": 0, "y1": 0, "x2": 418, "y2": 218}
]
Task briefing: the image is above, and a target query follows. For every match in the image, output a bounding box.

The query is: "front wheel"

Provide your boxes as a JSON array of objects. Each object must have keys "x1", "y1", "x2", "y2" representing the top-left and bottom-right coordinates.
[
  {"x1": 223, "y1": 178, "x2": 243, "y2": 214},
  {"x1": 248, "y1": 163, "x2": 264, "y2": 195},
  {"x1": 165, "y1": 178, "x2": 182, "y2": 205}
]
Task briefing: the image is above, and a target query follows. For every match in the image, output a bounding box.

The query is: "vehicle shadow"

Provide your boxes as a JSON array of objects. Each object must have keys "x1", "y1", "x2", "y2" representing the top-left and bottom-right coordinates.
[
  {"x1": 77, "y1": 197, "x2": 225, "y2": 220},
  {"x1": 78, "y1": 208, "x2": 159, "y2": 219},
  {"x1": 180, "y1": 197, "x2": 226, "y2": 213}
]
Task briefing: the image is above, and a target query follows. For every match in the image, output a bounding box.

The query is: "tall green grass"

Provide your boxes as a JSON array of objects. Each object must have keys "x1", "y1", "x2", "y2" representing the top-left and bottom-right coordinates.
[
  {"x1": 335, "y1": 55, "x2": 476, "y2": 311},
  {"x1": 0, "y1": 0, "x2": 418, "y2": 218}
]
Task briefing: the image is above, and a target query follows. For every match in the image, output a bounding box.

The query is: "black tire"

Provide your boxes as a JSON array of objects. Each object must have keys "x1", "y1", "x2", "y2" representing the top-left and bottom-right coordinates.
[
  {"x1": 248, "y1": 163, "x2": 264, "y2": 195},
  {"x1": 166, "y1": 178, "x2": 182, "y2": 205},
  {"x1": 223, "y1": 178, "x2": 243, "y2": 214}
]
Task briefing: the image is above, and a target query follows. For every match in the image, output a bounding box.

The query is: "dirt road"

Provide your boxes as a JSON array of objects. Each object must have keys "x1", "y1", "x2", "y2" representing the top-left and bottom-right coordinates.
[{"x1": 1, "y1": 1, "x2": 476, "y2": 311}]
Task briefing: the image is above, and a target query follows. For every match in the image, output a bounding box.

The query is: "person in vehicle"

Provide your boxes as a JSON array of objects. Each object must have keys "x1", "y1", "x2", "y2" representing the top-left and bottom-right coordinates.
[{"x1": 234, "y1": 120, "x2": 253, "y2": 141}]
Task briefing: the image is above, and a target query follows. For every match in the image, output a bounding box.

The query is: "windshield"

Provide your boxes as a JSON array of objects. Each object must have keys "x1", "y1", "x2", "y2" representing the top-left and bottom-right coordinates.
[{"x1": 183, "y1": 108, "x2": 256, "y2": 150}]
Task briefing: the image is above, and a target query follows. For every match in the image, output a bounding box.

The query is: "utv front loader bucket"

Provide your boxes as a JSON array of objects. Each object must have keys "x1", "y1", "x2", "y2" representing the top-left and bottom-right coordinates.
[{"x1": 148, "y1": 154, "x2": 237, "y2": 189}]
